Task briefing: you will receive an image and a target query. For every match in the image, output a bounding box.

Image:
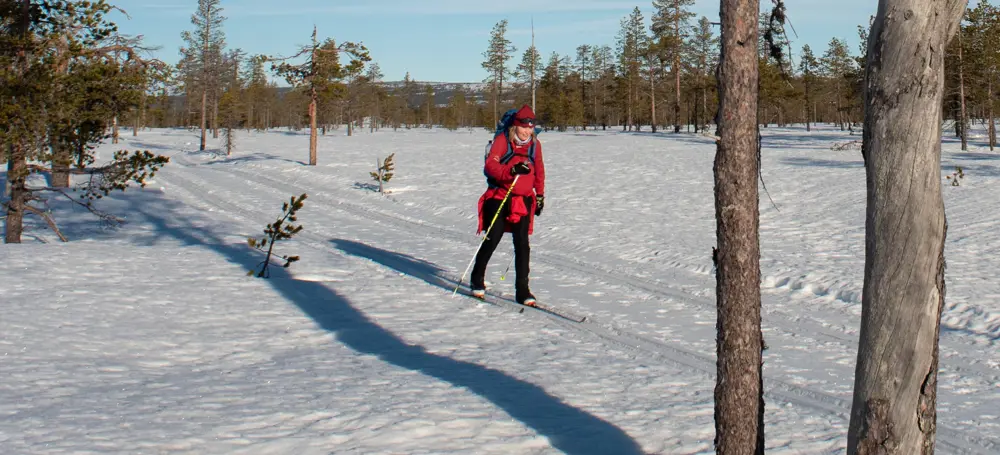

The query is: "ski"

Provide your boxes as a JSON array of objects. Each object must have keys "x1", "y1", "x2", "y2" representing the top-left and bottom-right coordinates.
[
  {"x1": 457, "y1": 286, "x2": 587, "y2": 323},
  {"x1": 521, "y1": 300, "x2": 588, "y2": 323}
]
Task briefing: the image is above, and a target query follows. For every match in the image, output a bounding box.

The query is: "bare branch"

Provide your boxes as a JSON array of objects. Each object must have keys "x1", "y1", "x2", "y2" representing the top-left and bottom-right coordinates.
[{"x1": 23, "y1": 204, "x2": 68, "y2": 242}]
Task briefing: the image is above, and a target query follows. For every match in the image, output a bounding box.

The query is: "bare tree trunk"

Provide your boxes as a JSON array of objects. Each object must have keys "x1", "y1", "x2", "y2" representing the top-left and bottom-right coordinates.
[
  {"x1": 650, "y1": 66, "x2": 657, "y2": 133},
  {"x1": 805, "y1": 84, "x2": 812, "y2": 132},
  {"x1": 958, "y1": 29, "x2": 967, "y2": 151},
  {"x1": 627, "y1": 76, "x2": 633, "y2": 132},
  {"x1": 200, "y1": 89, "x2": 208, "y2": 151},
  {"x1": 714, "y1": 0, "x2": 764, "y2": 451},
  {"x1": 5, "y1": 142, "x2": 27, "y2": 244},
  {"x1": 848, "y1": 0, "x2": 964, "y2": 453},
  {"x1": 674, "y1": 4, "x2": 682, "y2": 134},
  {"x1": 989, "y1": 76, "x2": 996, "y2": 151},
  {"x1": 309, "y1": 86, "x2": 318, "y2": 166},
  {"x1": 212, "y1": 95, "x2": 219, "y2": 139},
  {"x1": 112, "y1": 115, "x2": 119, "y2": 144},
  {"x1": 703, "y1": 84, "x2": 709, "y2": 131},
  {"x1": 51, "y1": 142, "x2": 70, "y2": 188}
]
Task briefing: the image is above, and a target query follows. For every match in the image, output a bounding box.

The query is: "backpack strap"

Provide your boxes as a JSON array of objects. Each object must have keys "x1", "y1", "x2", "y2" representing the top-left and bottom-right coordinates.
[{"x1": 486, "y1": 133, "x2": 536, "y2": 189}]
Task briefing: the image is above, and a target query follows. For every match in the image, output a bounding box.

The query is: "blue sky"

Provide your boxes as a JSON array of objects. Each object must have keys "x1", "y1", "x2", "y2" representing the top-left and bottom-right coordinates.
[{"x1": 111, "y1": 0, "x2": 875, "y2": 83}]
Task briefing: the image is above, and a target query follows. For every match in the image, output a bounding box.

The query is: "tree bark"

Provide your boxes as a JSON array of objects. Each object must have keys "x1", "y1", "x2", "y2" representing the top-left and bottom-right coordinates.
[
  {"x1": 650, "y1": 65, "x2": 658, "y2": 133},
  {"x1": 200, "y1": 89, "x2": 208, "y2": 151},
  {"x1": 309, "y1": 86, "x2": 318, "y2": 166},
  {"x1": 848, "y1": 0, "x2": 965, "y2": 453},
  {"x1": 713, "y1": 0, "x2": 764, "y2": 452},
  {"x1": 51, "y1": 143, "x2": 71, "y2": 188},
  {"x1": 5, "y1": 142, "x2": 27, "y2": 244},
  {"x1": 212, "y1": 95, "x2": 219, "y2": 139},
  {"x1": 988, "y1": 77, "x2": 995, "y2": 151},
  {"x1": 958, "y1": 29, "x2": 967, "y2": 151}
]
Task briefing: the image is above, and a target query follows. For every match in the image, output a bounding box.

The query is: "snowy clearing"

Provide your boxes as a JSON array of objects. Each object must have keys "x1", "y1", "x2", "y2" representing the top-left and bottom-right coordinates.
[{"x1": 2, "y1": 125, "x2": 998, "y2": 454}]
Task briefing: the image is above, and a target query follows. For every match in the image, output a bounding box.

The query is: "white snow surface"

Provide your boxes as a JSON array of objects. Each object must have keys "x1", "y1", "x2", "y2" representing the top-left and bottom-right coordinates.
[{"x1": 2, "y1": 125, "x2": 999, "y2": 454}]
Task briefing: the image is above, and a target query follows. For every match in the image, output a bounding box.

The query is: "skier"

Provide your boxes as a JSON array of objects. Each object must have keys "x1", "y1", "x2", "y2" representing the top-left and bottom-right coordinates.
[{"x1": 471, "y1": 104, "x2": 545, "y2": 305}]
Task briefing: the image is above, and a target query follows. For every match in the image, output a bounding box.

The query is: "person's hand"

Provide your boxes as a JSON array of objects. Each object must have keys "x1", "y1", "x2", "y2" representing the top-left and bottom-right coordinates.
[
  {"x1": 510, "y1": 162, "x2": 531, "y2": 175},
  {"x1": 535, "y1": 195, "x2": 544, "y2": 216}
]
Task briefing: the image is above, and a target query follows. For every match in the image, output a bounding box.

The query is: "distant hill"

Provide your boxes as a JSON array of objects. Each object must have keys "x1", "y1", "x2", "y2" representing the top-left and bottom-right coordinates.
[{"x1": 166, "y1": 81, "x2": 491, "y2": 108}]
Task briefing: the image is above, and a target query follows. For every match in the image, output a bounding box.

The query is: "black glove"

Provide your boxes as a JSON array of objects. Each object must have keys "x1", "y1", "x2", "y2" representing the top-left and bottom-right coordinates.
[
  {"x1": 535, "y1": 195, "x2": 544, "y2": 216},
  {"x1": 510, "y1": 161, "x2": 531, "y2": 175}
]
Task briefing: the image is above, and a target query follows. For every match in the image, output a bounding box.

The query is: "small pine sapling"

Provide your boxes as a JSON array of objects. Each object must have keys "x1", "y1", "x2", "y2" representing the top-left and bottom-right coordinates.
[
  {"x1": 369, "y1": 153, "x2": 395, "y2": 193},
  {"x1": 247, "y1": 193, "x2": 308, "y2": 278},
  {"x1": 946, "y1": 166, "x2": 965, "y2": 186}
]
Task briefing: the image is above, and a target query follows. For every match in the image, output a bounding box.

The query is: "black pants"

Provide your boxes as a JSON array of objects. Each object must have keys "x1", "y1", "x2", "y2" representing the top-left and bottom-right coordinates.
[{"x1": 471, "y1": 196, "x2": 532, "y2": 300}]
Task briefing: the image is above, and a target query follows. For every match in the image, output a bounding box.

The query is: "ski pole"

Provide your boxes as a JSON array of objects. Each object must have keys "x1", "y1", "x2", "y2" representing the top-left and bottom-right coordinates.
[
  {"x1": 499, "y1": 253, "x2": 514, "y2": 281},
  {"x1": 454, "y1": 175, "x2": 520, "y2": 296}
]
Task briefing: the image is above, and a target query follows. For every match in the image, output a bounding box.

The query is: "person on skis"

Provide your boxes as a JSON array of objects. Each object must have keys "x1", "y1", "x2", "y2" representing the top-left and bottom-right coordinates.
[{"x1": 471, "y1": 104, "x2": 545, "y2": 305}]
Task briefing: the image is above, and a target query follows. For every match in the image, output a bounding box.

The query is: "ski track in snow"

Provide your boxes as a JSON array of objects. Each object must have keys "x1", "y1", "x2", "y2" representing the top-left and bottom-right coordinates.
[{"x1": 3, "y1": 127, "x2": 999, "y2": 454}]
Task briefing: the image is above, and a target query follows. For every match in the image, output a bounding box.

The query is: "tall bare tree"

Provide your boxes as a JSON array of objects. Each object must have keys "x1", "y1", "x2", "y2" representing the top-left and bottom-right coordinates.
[
  {"x1": 713, "y1": 0, "x2": 763, "y2": 451},
  {"x1": 848, "y1": 0, "x2": 966, "y2": 453}
]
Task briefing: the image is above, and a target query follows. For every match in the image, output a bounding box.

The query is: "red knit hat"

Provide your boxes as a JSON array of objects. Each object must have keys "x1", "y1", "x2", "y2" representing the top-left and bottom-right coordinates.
[{"x1": 513, "y1": 105, "x2": 535, "y2": 127}]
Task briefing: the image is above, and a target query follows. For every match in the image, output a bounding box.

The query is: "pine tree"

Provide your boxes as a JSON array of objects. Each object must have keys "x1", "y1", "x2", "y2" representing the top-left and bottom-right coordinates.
[
  {"x1": 515, "y1": 45, "x2": 542, "y2": 109},
  {"x1": 799, "y1": 45, "x2": 819, "y2": 131},
  {"x1": 652, "y1": 0, "x2": 696, "y2": 132},
  {"x1": 1, "y1": 0, "x2": 169, "y2": 243},
  {"x1": 270, "y1": 27, "x2": 369, "y2": 165},
  {"x1": 714, "y1": 0, "x2": 765, "y2": 449},
  {"x1": 964, "y1": 0, "x2": 1000, "y2": 150},
  {"x1": 688, "y1": 17, "x2": 718, "y2": 132},
  {"x1": 401, "y1": 72, "x2": 418, "y2": 128},
  {"x1": 575, "y1": 45, "x2": 593, "y2": 128},
  {"x1": 616, "y1": 7, "x2": 647, "y2": 131},
  {"x1": 482, "y1": 20, "x2": 516, "y2": 127},
  {"x1": 242, "y1": 55, "x2": 269, "y2": 130},
  {"x1": 179, "y1": 0, "x2": 226, "y2": 151},
  {"x1": 591, "y1": 45, "x2": 615, "y2": 129},
  {"x1": 366, "y1": 63, "x2": 383, "y2": 132},
  {"x1": 421, "y1": 84, "x2": 435, "y2": 127},
  {"x1": 444, "y1": 85, "x2": 468, "y2": 129},
  {"x1": 538, "y1": 52, "x2": 565, "y2": 128},
  {"x1": 821, "y1": 37, "x2": 856, "y2": 130}
]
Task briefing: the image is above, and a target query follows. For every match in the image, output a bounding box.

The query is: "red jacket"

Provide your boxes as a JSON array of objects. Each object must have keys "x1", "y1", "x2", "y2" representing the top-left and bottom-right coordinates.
[{"x1": 477, "y1": 133, "x2": 545, "y2": 235}]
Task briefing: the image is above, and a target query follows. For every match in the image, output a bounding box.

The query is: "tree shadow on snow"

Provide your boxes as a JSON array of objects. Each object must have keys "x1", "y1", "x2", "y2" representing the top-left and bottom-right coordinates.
[
  {"x1": 330, "y1": 238, "x2": 644, "y2": 455},
  {"x1": 780, "y1": 156, "x2": 865, "y2": 169},
  {"x1": 128, "y1": 199, "x2": 642, "y2": 455}
]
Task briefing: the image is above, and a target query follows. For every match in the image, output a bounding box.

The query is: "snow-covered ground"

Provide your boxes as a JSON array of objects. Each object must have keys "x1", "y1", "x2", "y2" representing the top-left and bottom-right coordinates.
[{"x1": 2, "y1": 124, "x2": 998, "y2": 454}]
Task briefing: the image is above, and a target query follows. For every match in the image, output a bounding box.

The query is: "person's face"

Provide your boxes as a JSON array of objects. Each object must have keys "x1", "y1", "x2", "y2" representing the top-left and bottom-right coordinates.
[{"x1": 515, "y1": 124, "x2": 533, "y2": 141}]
